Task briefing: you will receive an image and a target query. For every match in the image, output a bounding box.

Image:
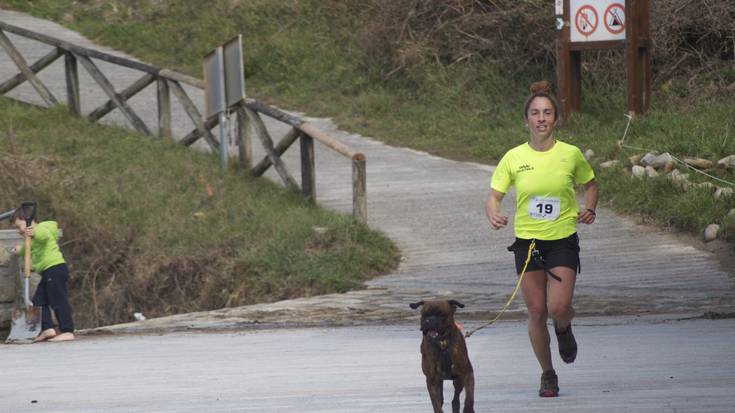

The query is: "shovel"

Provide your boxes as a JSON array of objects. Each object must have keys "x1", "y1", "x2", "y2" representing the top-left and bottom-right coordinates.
[{"x1": 5, "y1": 202, "x2": 41, "y2": 344}]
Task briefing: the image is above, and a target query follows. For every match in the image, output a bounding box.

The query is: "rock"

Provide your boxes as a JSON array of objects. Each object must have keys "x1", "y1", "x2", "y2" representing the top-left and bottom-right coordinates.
[
  {"x1": 651, "y1": 153, "x2": 674, "y2": 169},
  {"x1": 312, "y1": 226, "x2": 329, "y2": 235},
  {"x1": 629, "y1": 154, "x2": 643, "y2": 165},
  {"x1": 683, "y1": 157, "x2": 713, "y2": 169},
  {"x1": 717, "y1": 155, "x2": 735, "y2": 169},
  {"x1": 631, "y1": 165, "x2": 646, "y2": 178},
  {"x1": 663, "y1": 161, "x2": 676, "y2": 173},
  {"x1": 715, "y1": 187, "x2": 734, "y2": 199},
  {"x1": 645, "y1": 166, "x2": 658, "y2": 177},
  {"x1": 697, "y1": 182, "x2": 716, "y2": 192},
  {"x1": 600, "y1": 160, "x2": 619, "y2": 168},
  {"x1": 669, "y1": 169, "x2": 689, "y2": 183},
  {"x1": 133, "y1": 312, "x2": 146, "y2": 321},
  {"x1": 0, "y1": 248, "x2": 10, "y2": 265},
  {"x1": 584, "y1": 149, "x2": 595, "y2": 160},
  {"x1": 0, "y1": 270, "x2": 13, "y2": 302},
  {"x1": 640, "y1": 152, "x2": 658, "y2": 167},
  {"x1": 704, "y1": 224, "x2": 720, "y2": 242},
  {"x1": 728, "y1": 208, "x2": 735, "y2": 218}
]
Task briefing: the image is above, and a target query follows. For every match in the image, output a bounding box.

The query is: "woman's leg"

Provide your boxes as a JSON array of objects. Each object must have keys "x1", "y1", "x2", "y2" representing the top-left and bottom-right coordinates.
[
  {"x1": 521, "y1": 269, "x2": 552, "y2": 372},
  {"x1": 546, "y1": 266, "x2": 577, "y2": 329},
  {"x1": 547, "y1": 266, "x2": 578, "y2": 363}
]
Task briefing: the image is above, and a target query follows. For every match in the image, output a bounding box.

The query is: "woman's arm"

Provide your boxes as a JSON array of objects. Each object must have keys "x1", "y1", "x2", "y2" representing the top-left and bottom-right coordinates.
[
  {"x1": 486, "y1": 189, "x2": 509, "y2": 230},
  {"x1": 578, "y1": 179, "x2": 599, "y2": 224}
]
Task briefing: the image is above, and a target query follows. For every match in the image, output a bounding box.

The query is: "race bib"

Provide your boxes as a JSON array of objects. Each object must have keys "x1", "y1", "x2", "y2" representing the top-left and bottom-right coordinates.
[{"x1": 528, "y1": 196, "x2": 561, "y2": 221}]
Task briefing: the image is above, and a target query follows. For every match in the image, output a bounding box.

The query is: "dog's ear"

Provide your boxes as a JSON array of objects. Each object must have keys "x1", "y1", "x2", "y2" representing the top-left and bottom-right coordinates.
[
  {"x1": 448, "y1": 300, "x2": 465, "y2": 309},
  {"x1": 409, "y1": 300, "x2": 425, "y2": 310}
]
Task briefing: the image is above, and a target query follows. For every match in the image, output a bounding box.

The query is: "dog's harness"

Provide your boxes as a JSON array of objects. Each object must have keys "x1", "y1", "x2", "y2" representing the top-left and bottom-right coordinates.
[{"x1": 432, "y1": 329, "x2": 459, "y2": 380}]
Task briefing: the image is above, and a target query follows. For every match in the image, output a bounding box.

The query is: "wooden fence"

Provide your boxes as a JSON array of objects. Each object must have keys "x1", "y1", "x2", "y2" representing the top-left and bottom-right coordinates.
[{"x1": 0, "y1": 20, "x2": 367, "y2": 222}]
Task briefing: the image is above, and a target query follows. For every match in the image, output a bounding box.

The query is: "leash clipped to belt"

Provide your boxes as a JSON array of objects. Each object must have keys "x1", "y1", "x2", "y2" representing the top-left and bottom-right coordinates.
[{"x1": 465, "y1": 240, "x2": 536, "y2": 338}]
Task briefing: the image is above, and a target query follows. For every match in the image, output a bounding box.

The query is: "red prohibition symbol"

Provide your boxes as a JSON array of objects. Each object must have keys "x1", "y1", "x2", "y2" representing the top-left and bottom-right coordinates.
[
  {"x1": 604, "y1": 3, "x2": 625, "y2": 34},
  {"x1": 575, "y1": 5, "x2": 598, "y2": 38}
]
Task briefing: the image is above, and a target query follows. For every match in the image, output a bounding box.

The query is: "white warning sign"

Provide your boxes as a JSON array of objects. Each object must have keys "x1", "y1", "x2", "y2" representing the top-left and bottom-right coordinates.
[{"x1": 570, "y1": 0, "x2": 626, "y2": 42}]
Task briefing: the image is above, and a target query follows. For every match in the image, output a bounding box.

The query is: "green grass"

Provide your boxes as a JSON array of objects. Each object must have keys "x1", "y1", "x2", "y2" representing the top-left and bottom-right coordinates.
[
  {"x1": 1, "y1": 1, "x2": 733, "y2": 242},
  {"x1": 0, "y1": 100, "x2": 399, "y2": 328}
]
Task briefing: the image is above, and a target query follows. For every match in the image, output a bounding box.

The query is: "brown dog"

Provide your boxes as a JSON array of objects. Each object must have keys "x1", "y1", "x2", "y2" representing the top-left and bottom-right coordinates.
[{"x1": 410, "y1": 300, "x2": 475, "y2": 413}]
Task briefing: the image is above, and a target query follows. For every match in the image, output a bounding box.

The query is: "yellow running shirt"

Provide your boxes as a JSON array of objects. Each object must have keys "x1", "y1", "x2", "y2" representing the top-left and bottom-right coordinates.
[
  {"x1": 19, "y1": 221, "x2": 66, "y2": 273},
  {"x1": 491, "y1": 140, "x2": 595, "y2": 240}
]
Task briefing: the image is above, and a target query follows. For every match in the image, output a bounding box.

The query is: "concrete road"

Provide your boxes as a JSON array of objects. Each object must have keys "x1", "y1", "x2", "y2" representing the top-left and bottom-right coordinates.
[{"x1": 2, "y1": 317, "x2": 734, "y2": 413}]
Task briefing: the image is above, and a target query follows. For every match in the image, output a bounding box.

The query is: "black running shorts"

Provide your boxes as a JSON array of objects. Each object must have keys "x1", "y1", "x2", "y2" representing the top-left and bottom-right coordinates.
[{"x1": 508, "y1": 233, "x2": 580, "y2": 275}]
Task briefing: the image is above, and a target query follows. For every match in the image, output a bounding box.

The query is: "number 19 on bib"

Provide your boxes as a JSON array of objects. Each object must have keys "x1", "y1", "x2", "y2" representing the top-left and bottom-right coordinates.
[{"x1": 528, "y1": 196, "x2": 561, "y2": 221}]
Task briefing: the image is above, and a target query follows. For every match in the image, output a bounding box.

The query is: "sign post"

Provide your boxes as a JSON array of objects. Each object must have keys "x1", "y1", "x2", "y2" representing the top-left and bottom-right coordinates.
[
  {"x1": 204, "y1": 35, "x2": 247, "y2": 172},
  {"x1": 556, "y1": 0, "x2": 650, "y2": 119}
]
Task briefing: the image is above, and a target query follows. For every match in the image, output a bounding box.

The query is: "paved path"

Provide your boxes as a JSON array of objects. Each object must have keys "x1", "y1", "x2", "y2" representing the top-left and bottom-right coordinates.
[{"x1": 2, "y1": 317, "x2": 735, "y2": 413}]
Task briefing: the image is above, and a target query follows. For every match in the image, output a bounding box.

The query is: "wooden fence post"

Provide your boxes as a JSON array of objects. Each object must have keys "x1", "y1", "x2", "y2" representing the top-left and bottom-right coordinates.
[
  {"x1": 300, "y1": 133, "x2": 316, "y2": 203},
  {"x1": 0, "y1": 30, "x2": 58, "y2": 106},
  {"x1": 157, "y1": 77, "x2": 171, "y2": 139},
  {"x1": 236, "y1": 105, "x2": 252, "y2": 169},
  {"x1": 352, "y1": 154, "x2": 367, "y2": 223},
  {"x1": 64, "y1": 52, "x2": 80, "y2": 116}
]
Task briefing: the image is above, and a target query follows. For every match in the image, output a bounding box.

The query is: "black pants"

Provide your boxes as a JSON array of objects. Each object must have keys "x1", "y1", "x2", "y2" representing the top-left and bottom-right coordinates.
[{"x1": 32, "y1": 263, "x2": 75, "y2": 333}]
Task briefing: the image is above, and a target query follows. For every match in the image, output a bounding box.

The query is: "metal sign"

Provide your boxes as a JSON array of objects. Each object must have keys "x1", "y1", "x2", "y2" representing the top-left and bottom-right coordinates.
[
  {"x1": 203, "y1": 47, "x2": 226, "y2": 119},
  {"x1": 204, "y1": 34, "x2": 246, "y2": 118},
  {"x1": 223, "y1": 34, "x2": 246, "y2": 107},
  {"x1": 204, "y1": 35, "x2": 247, "y2": 171},
  {"x1": 570, "y1": 0, "x2": 625, "y2": 42},
  {"x1": 604, "y1": 3, "x2": 625, "y2": 35}
]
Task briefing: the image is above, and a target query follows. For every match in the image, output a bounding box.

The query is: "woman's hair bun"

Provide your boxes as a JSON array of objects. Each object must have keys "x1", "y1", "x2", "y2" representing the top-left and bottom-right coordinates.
[{"x1": 529, "y1": 80, "x2": 552, "y2": 95}]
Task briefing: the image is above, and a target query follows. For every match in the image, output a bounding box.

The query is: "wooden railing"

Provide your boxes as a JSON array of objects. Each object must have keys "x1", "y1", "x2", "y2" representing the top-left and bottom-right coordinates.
[{"x1": 0, "y1": 21, "x2": 367, "y2": 222}]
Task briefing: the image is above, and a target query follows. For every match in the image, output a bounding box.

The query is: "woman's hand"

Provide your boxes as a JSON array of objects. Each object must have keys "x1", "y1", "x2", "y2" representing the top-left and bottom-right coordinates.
[
  {"x1": 578, "y1": 179, "x2": 599, "y2": 225},
  {"x1": 486, "y1": 189, "x2": 508, "y2": 230},
  {"x1": 490, "y1": 212, "x2": 509, "y2": 230},
  {"x1": 577, "y1": 208, "x2": 596, "y2": 224}
]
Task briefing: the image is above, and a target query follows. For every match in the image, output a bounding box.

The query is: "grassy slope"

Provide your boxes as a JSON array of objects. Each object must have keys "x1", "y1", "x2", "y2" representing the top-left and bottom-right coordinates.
[
  {"x1": 0, "y1": 100, "x2": 399, "y2": 328},
  {"x1": 0, "y1": 1, "x2": 733, "y2": 239}
]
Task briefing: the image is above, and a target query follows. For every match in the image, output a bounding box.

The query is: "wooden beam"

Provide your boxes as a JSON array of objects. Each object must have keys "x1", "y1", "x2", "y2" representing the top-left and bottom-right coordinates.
[
  {"x1": 570, "y1": 51, "x2": 582, "y2": 112},
  {"x1": 243, "y1": 98, "x2": 304, "y2": 128},
  {"x1": 0, "y1": 21, "x2": 159, "y2": 75},
  {"x1": 251, "y1": 126, "x2": 301, "y2": 177},
  {"x1": 243, "y1": 106, "x2": 299, "y2": 190},
  {"x1": 167, "y1": 79, "x2": 219, "y2": 151},
  {"x1": 157, "y1": 78, "x2": 172, "y2": 139},
  {"x1": 88, "y1": 73, "x2": 155, "y2": 121},
  {"x1": 75, "y1": 54, "x2": 151, "y2": 135},
  {"x1": 0, "y1": 30, "x2": 58, "y2": 106},
  {"x1": 158, "y1": 68, "x2": 206, "y2": 90},
  {"x1": 179, "y1": 115, "x2": 219, "y2": 147},
  {"x1": 300, "y1": 133, "x2": 316, "y2": 203},
  {"x1": 64, "y1": 52, "x2": 81, "y2": 116},
  {"x1": 556, "y1": 0, "x2": 573, "y2": 120},
  {"x1": 236, "y1": 106, "x2": 252, "y2": 169},
  {"x1": 625, "y1": 0, "x2": 641, "y2": 115},
  {"x1": 641, "y1": 0, "x2": 652, "y2": 113},
  {"x1": 298, "y1": 122, "x2": 359, "y2": 160},
  {"x1": 352, "y1": 154, "x2": 367, "y2": 222},
  {"x1": 0, "y1": 47, "x2": 62, "y2": 94}
]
